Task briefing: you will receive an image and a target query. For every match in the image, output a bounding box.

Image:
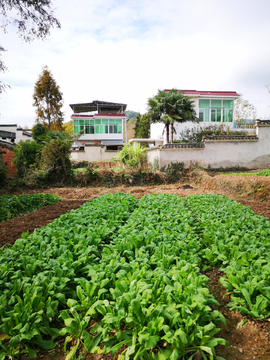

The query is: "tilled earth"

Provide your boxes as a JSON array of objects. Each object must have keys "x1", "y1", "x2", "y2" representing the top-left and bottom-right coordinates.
[{"x1": 1, "y1": 183, "x2": 270, "y2": 360}]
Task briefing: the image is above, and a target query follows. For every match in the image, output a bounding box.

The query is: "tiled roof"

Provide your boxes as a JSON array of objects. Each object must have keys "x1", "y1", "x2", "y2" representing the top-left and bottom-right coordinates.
[
  {"x1": 162, "y1": 143, "x2": 205, "y2": 148},
  {"x1": 71, "y1": 114, "x2": 126, "y2": 118},
  {"x1": 164, "y1": 89, "x2": 240, "y2": 97},
  {"x1": 203, "y1": 135, "x2": 258, "y2": 141}
]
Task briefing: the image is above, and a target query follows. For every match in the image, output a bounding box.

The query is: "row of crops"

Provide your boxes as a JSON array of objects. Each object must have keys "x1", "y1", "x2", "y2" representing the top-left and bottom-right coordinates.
[
  {"x1": 1, "y1": 193, "x2": 270, "y2": 359},
  {"x1": 221, "y1": 168, "x2": 270, "y2": 177},
  {"x1": 0, "y1": 193, "x2": 60, "y2": 222}
]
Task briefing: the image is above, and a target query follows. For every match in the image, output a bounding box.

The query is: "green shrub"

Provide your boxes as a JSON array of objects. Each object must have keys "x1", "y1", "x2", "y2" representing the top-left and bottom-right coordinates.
[
  {"x1": 0, "y1": 154, "x2": 7, "y2": 186},
  {"x1": 40, "y1": 137, "x2": 72, "y2": 183},
  {"x1": 13, "y1": 140, "x2": 42, "y2": 177},
  {"x1": 161, "y1": 162, "x2": 185, "y2": 183},
  {"x1": 111, "y1": 143, "x2": 147, "y2": 170},
  {"x1": 178, "y1": 123, "x2": 247, "y2": 143}
]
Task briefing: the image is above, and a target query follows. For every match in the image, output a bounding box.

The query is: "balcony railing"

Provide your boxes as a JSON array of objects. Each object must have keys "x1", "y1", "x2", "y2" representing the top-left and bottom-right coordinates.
[{"x1": 233, "y1": 121, "x2": 255, "y2": 129}]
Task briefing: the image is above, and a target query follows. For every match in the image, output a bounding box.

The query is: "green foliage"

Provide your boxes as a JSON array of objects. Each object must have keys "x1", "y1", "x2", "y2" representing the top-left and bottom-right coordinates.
[
  {"x1": 160, "y1": 162, "x2": 185, "y2": 183},
  {"x1": 32, "y1": 123, "x2": 48, "y2": 143},
  {"x1": 255, "y1": 169, "x2": 270, "y2": 176},
  {"x1": 33, "y1": 66, "x2": 64, "y2": 130},
  {"x1": 112, "y1": 143, "x2": 147, "y2": 170},
  {"x1": 39, "y1": 137, "x2": 72, "y2": 182},
  {"x1": 3, "y1": 192, "x2": 270, "y2": 358},
  {"x1": 216, "y1": 168, "x2": 270, "y2": 177},
  {"x1": 178, "y1": 123, "x2": 247, "y2": 143},
  {"x1": 32, "y1": 125, "x2": 47, "y2": 145},
  {"x1": 134, "y1": 113, "x2": 151, "y2": 138},
  {"x1": 13, "y1": 139, "x2": 42, "y2": 177},
  {"x1": 148, "y1": 89, "x2": 197, "y2": 143},
  {"x1": 0, "y1": 193, "x2": 228, "y2": 359},
  {"x1": 0, "y1": 153, "x2": 7, "y2": 185},
  {"x1": 62, "y1": 120, "x2": 74, "y2": 136},
  {"x1": 125, "y1": 110, "x2": 138, "y2": 120},
  {"x1": 0, "y1": 193, "x2": 60, "y2": 222},
  {"x1": 13, "y1": 131, "x2": 72, "y2": 185}
]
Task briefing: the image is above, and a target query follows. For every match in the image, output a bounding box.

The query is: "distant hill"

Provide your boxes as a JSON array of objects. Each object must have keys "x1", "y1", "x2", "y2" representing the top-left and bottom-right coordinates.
[{"x1": 125, "y1": 110, "x2": 138, "y2": 121}]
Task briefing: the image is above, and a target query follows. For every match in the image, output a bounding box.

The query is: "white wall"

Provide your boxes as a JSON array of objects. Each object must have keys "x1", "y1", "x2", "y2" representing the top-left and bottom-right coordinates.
[
  {"x1": 0, "y1": 125, "x2": 32, "y2": 143},
  {"x1": 71, "y1": 145, "x2": 118, "y2": 162},
  {"x1": 147, "y1": 123, "x2": 270, "y2": 170}
]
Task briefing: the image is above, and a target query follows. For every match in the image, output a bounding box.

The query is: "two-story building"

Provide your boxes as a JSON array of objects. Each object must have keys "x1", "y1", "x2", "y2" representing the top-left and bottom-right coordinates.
[
  {"x1": 151, "y1": 90, "x2": 241, "y2": 141},
  {"x1": 70, "y1": 100, "x2": 128, "y2": 162}
]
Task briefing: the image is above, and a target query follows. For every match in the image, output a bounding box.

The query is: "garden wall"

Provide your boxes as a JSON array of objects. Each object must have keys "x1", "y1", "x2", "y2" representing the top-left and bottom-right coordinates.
[
  {"x1": 147, "y1": 120, "x2": 270, "y2": 170},
  {"x1": 71, "y1": 144, "x2": 118, "y2": 162}
]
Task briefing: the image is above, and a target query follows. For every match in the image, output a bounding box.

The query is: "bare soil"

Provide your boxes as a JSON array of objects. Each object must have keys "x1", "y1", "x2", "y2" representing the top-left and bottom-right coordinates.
[{"x1": 1, "y1": 174, "x2": 270, "y2": 360}]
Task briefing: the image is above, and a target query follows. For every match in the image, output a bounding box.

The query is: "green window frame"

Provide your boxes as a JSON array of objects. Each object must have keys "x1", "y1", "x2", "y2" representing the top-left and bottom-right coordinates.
[{"x1": 199, "y1": 99, "x2": 234, "y2": 122}]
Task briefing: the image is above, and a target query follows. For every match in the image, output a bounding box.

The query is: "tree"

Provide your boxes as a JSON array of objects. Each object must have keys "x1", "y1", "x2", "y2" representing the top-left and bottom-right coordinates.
[
  {"x1": 32, "y1": 122, "x2": 48, "y2": 143},
  {"x1": 134, "y1": 113, "x2": 151, "y2": 138},
  {"x1": 147, "y1": 89, "x2": 197, "y2": 143},
  {"x1": 1, "y1": 0, "x2": 60, "y2": 90},
  {"x1": 62, "y1": 121, "x2": 74, "y2": 135},
  {"x1": 234, "y1": 95, "x2": 257, "y2": 121},
  {"x1": 33, "y1": 66, "x2": 64, "y2": 130}
]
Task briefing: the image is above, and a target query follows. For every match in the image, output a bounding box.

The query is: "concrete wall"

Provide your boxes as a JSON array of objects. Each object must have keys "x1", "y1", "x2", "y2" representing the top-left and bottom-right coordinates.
[
  {"x1": 147, "y1": 122, "x2": 270, "y2": 170},
  {"x1": 71, "y1": 145, "x2": 118, "y2": 162}
]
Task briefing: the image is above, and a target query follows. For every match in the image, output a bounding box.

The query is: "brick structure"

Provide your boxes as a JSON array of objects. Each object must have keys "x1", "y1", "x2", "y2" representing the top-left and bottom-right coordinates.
[{"x1": 0, "y1": 141, "x2": 16, "y2": 175}]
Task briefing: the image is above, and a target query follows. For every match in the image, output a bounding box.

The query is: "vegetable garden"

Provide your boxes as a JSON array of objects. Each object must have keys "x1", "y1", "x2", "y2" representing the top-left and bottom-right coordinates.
[{"x1": 1, "y1": 192, "x2": 270, "y2": 359}]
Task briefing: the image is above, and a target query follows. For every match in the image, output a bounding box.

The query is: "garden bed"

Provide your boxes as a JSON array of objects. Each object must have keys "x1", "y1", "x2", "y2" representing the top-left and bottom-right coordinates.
[{"x1": 1, "y1": 182, "x2": 270, "y2": 360}]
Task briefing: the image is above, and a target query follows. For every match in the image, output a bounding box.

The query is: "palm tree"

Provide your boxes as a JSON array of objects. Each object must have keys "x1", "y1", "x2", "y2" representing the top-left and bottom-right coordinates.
[{"x1": 147, "y1": 89, "x2": 197, "y2": 143}]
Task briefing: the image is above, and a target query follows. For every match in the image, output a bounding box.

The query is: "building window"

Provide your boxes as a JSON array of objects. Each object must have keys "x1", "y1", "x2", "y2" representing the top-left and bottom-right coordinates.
[
  {"x1": 73, "y1": 118, "x2": 123, "y2": 134},
  {"x1": 199, "y1": 99, "x2": 234, "y2": 123}
]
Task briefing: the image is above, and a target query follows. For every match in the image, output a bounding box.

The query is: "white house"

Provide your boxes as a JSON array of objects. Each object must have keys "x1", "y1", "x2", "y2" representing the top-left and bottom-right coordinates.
[
  {"x1": 0, "y1": 124, "x2": 32, "y2": 144},
  {"x1": 151, "y1": 89, "x2": 241, "y2": 141},
  {"x1": 70, "y1": 100, "x2": 128, "y2": 162}
]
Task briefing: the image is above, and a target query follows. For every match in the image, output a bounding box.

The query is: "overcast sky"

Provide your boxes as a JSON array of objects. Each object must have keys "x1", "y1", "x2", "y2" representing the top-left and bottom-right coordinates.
[{"x1": 1, "y1": 0, "x2": 270, "y2": 128}]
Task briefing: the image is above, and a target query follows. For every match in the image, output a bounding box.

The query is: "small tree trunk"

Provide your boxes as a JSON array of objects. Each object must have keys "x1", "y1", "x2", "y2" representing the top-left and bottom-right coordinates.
[
  {"x1": 166, "y1": 123, "x2": 169, "y2": 143},
  {"x1": 170, "y1": 122, "x2": 174, "y2": 143}
]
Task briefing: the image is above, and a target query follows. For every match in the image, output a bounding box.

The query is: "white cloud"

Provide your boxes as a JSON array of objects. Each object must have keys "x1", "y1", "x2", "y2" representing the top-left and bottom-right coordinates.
[{"x1": 1, "y1": 0, "x2": 270, "y2": 128}]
